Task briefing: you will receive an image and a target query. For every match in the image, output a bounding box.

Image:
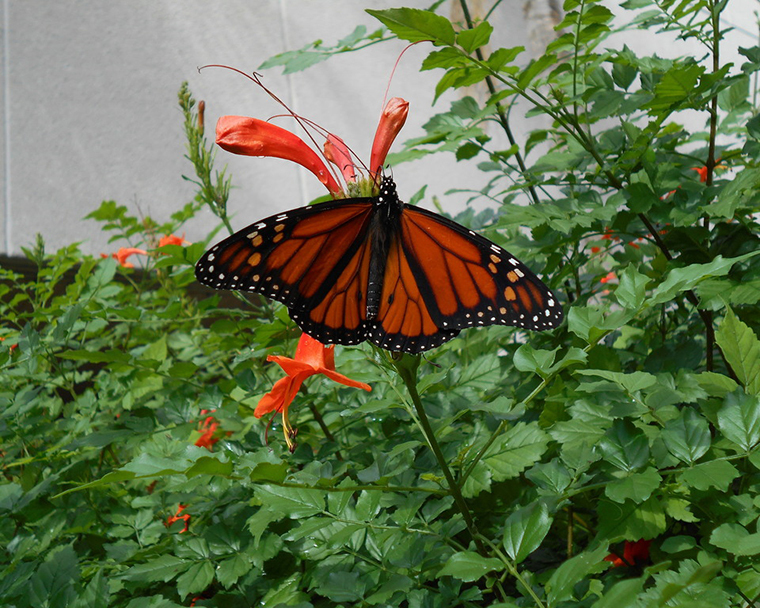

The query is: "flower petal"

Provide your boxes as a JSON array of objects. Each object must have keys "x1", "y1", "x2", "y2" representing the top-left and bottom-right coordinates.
[
  {"x1": 369, "y1": 98, "x2": 408, "y2": 175},
  {"x1": 216, "y1": 116, "x2": 342, "y2": 194},
  {"x1": 324, "y1": 135, "x2": 356, "y2": 183}
]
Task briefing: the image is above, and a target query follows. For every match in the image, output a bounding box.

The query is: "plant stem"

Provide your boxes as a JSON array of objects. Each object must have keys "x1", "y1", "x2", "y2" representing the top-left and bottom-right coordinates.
[{"x1": 457, "y1": 0, "x2": 542, "y2": 206}]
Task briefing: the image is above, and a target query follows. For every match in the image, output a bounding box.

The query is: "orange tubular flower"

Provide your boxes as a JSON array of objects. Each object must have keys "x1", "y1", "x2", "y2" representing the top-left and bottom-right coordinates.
[
  {"x1": 600, "y1": 272, "x2": 617, "y2": 284},
  {"x1": 216, "y1": 116, "x2": 342, "y2": 195},
  {"x1": 256, "y1": 333, "x2": 371, "y2": 451},
  {"x1": 370, "y1": 98, "x2": 409, "y2": 175},
  {"x1": 158, "y1": 233, "x2": 189, "y2": 248},
  {"x1": 101, "y1": 247, "x2": 148, "y2": 268}
]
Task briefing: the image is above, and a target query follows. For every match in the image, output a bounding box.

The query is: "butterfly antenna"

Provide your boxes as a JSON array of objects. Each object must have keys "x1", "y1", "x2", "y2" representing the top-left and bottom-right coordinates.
[{"x1": 199, "y1": 64, "x2": 345, "y2": 189}]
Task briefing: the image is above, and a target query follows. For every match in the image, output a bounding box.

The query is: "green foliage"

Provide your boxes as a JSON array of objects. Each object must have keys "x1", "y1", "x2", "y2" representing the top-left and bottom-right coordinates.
[{"x1": 4, "y1": 1, "x2": 760, "y2": 606}]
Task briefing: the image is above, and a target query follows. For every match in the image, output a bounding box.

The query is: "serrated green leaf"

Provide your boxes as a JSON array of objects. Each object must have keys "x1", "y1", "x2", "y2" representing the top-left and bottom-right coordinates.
[
  {"x1": 502, "y1": 502, "x2": 553, "y2": 563},
  {"x1": 678, "y1": 459, "x2": 739, "y2": 491},
  {"x1": 596, "y1": 496, "x2": 666, "y2": 540},
  {"x1": 717, "y1": 391, "x2": 760, "y2": 451},
  {"x1": 120, "y1": 555, "x2": 189, "y2": 582},
  {"x1": 176, "y1": 561, "x2": 214, "y2": 598},
  {"x1": 457, "y1": 21, "x2": 493, "y2": 53},
  {"x1": 255, "y1": 485, "x2": 325, "y2": 518},
  {"x1": 366, "y1": 8, "x2": 455, "y2": 45},
  {"x1": 661, "y1": 408, "x2": 710, "y2": 465},
  {"x1": 546, "y1": 546, "x2": 610, "y2": 605},
  {"x1": 591, "y1": 577, "x2": 645, "y2": 608},
  {"x1": 438, "y1": 551, "x2": 503, "y2": 582},
  {"x1": 483, "y1": 422, "x2": 550, "y2": 481},
  {"x1": 716, "y1": 306, "x2": 760, "y2": 395},
  {"x1": 650, "y1": 253, "x2": 760, "y2": 306},
  {"x1": 605, "y1": 468, "x2": 662, "y2": 504}
]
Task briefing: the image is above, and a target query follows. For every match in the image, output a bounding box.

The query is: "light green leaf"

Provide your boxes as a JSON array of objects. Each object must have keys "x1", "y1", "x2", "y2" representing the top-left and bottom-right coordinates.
[
  {"x1": 120, "y1": 555, "x2": 189, "y2": 582},
  {"x1": 597, "y1": 496, "x2": 666, "y2": 540},
  {"x1": 255, "y1": 485, "x2": 325, "y2": 518},
  {"x1": 716, "y1": 306, "x2": 760, "y2": 396},
  {"x1": 678, "y1": 459, "x2": 739, "y2": 491},
  {"x1": 483, "y1": 422, "x2": 550, "y2": 481},
  {"x1": 438, "y1": 551, "x2": 503, "y2": 582},
  {"x1": 366, "y1": 8, "x2": 456, "y2": 45},
  {"x1": 717, "y1": 391, "x2": 760, "y2": 451},
  {"x1": 711, "y1": 523, "x2": 760, "y2": 555},
  {"x1": 650, "y1": 253, "x2": 760, "y2": 307},
  {"x1": 176, "y1": 561, "x2": 214, "y2": 598},
  {"x1": 605, "y1": 468, "x2": 662, "y2": 504},
  {"x1": 502, "y1": 502, "x2": 553, "y2": 563},
  {"x1": 546, "y1": 546, "x2": 610, "y2": 605},
  {"x1": 661, "y1": 408, "x2": 710, "y2": 465},
  {"x1": 457, "y1": 21, "x2": 493, "y2": 53},
  {"x1": 615, "y1": 265, "x2": 650, "y2": 310},
  {"x1": 591, "y1": 577, "x2": 645, "y2": 608}
]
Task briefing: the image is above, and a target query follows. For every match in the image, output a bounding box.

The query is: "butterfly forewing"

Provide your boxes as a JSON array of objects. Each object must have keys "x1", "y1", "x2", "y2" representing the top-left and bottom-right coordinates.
[{"x1": 195, "y1": 200, "x2": 375, "y2": 315}]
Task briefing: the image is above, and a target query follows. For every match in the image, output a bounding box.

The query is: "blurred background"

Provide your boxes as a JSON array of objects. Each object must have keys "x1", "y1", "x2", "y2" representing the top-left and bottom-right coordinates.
[{"x1": 0, "y1": 0, "x2": 757, "y2": 257}]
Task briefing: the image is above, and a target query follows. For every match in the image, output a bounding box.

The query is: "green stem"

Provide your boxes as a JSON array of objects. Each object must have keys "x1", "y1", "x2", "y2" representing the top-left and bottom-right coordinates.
[
  {"x1": 393, "y1": 356, "x2": 483, "y2": 546},
  {"x1": 457, "y1": 0, "x2": 542, "y2": 206}
]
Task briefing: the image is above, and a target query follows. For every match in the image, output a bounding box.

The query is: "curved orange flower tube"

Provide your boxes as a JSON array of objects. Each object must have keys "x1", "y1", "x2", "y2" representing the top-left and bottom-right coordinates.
[{"x1": 216, "y1": 116, "x2": 342, "y2": 195}]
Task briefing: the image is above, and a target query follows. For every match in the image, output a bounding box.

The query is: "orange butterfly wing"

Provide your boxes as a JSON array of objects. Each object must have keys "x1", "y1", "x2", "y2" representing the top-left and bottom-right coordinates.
[
  {"x1": 365, "y1": 205, "x2": 563, "y2": 352},
  {"x1": 195, "y1": 200, "x2": 376, "y2": 345}
]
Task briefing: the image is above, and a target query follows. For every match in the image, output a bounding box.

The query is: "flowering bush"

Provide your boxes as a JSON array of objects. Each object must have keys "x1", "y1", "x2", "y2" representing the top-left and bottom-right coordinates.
[{"x1": 3, "y1": 3, "x2": 760, "y2": 607}]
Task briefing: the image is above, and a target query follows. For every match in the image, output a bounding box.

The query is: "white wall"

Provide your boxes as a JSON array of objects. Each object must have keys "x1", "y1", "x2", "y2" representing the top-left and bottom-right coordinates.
[{"x1": 1, "y1": 1, "x2": 757, "y2": 257}]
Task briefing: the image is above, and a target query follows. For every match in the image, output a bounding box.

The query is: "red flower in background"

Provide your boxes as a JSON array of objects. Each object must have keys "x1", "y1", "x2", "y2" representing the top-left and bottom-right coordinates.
[
  {"x1": 158, "y1": 233, "x2": 190, "y2": 248},
  {"x1": 166, "y1": 504, "x2": 190, "y2": 533},
  {"x1": 194, "y1": 410, "x2": 220, "y2": 450},
  {"x1": 600, "y1": 272, "x2": 617, "y2": 284},
  {"x1": 605, "y1": 539, "x2": 651, "y2": 568},
  {"x1": 257, "y1": 333, "x2": 371, "y2": 451}
]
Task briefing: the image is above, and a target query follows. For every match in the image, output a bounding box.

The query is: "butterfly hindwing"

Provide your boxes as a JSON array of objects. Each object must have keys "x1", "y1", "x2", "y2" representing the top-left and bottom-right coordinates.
[{"x1": 396, "y1": 205, "x2": 563, "y2": 333}]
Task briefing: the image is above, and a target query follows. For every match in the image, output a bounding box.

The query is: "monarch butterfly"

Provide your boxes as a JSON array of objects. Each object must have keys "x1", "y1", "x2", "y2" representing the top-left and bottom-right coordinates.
[{"x1": 195, "y1": 176, "x2": 563, "y2": 353}]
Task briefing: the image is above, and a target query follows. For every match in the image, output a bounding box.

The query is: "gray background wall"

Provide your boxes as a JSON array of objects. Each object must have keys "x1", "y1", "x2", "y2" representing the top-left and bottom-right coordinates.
[{"x1": 0, "y1": 1, "x2": 757, "y2": 257}]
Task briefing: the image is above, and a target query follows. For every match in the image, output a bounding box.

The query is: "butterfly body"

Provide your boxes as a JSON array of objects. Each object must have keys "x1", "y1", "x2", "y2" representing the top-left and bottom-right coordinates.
[{"x1": 195, "y1": 177, "x2": 563, "y2": 353}]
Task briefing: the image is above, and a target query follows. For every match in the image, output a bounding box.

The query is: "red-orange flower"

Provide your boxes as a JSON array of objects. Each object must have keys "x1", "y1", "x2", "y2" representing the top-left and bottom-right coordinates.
[
  {"x1": 600, "y1": 271, "x2": 617, "y2": 284},
  {"x1": 604, "y1": 539, "x2": 651, "y2": 568},
  {"x1": 215, "y1": 92, "x2": 408, "y2": 197},
  {"x1": 101, "y1": 247, "x2": 148, "y2": 269},
  {"x1": 217, "y1": 116, "x2": 343, "y2": 195},
  {"x1": 370, "y1": 97, "x2": 409, "y2": 175},
  {"x1": 158, "y1": 233, "x2": 190, "y2": 248},
  {"x1": 195, "y1": 410, "x2": 220, "y2": 450},
  {"x1": 257, "y1": 333, "x2": 371, "y2": 451},
  {"x1": 166, "y1": 504, "x2": 190, "y2": 533}
]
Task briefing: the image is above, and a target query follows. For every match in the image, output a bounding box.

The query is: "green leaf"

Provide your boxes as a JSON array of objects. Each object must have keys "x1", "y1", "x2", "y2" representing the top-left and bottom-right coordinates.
[
  {"x1": 591, "y1": 577, "x2": 645, "y2": 608},
  {"x1": 457, "y1": 21, "x2": 493, "y2": 53},
  {"x1": 255, "y1": 485, "x2": 325, "y2": 518},
  {"x1": 650, "y1": 253, "x2": 760, "y2": 307},
  {"x1": 483, "y1": 422, "x2": 550, "y2": 481},
  {"x1": 711, "y1": 523, "x2": 760, "y2": 556},
  {"x1": 661, "y1": 408, "x2": 710, "y2": 465},
  {"x1": 502, "y1": 502, "x2": 553, "y2": 563},
  {"x1": 438, "y1": 551, "x2": 503, "y2": 582},
  {"x1": 216, "y1": 554, "x2": 253, "y2": 589},
  {"x1": 366, "y1": 8, "x2": 456, "y2": 46},
  {"x1": 513, "y1": 345, "x2": 558, "y2": 376},
  {"x1": 120, "y1": 555, "x2": 189, "y2": 582},
  {"x1": 661, "y1": 535, "x2": 697, "y2": 553},
  {"x1": 678, "y1": 459, "x2": 739, "y2": 491},
  {"x1": 716, "y1": 306, "x2": 760, "y2": 396},
  {"x1": 717, "y1": 391, "x2": 760, "y2": 451},
  {"x1": 605, "y1": 468, "x2": 662, "y2": 504},
  {"x1": 143, "y1": 335, "x2": 167, "y2": 361},
  {"x1": 598, "y1": 420, "x2": 651, "y2": 472},
  {"x1": 545, "y1": 546, "x2": 610, "y2": 605},
  {"x1": 176, "y1": 561, "x2": 214, "y2": 598},
  {"x1": 615, "y1": 265, "x2": 649, "y2": 310},
  {"x1": 645, "y1": 63, "x2": 703, "y2": 111},
  {"x1": 28, "y1": 546, "x2": 79, "y2": 608},
  {"x1": 596, "y1": 496, "x2": 666, "y2": 540}
]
